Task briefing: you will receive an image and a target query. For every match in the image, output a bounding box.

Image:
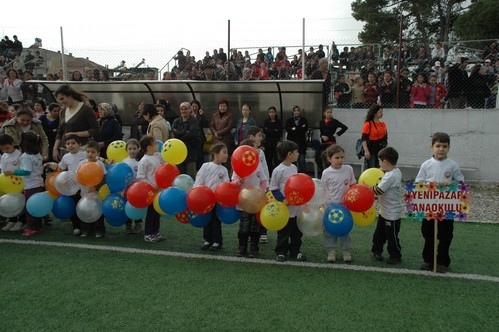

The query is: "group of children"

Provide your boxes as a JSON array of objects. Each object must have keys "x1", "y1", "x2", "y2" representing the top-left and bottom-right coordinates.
[{"x1": 1, "y1": 125, "x2": 464, "y2": 272}]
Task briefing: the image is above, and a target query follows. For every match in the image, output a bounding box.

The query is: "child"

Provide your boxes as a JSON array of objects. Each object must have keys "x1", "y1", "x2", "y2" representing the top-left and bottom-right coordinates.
[
  {"x1": 318, "y1": 106, "x2": 348, "y2": 172},
  {"x1": 77, "y1": 140, "x2": 107, "y2": 238},
  {"x1": 321, "y1": 145, "x2": 356, "y2": 263},
  {"x1": 194, "y1": 143, "x2": 230, "y2": 251},
  {"x1": 1, "y1": 134, "x2": 24, "y2": 231},
  {"x1": 122, "y1": 138, "x2": 142, "y2": 234},
  {"x1": 415, "y1": 132, "x2": 464, "y2": 273},
  {"x1": 427, "y1": 74, "x2": 447, "y2": 109},
  {"x1": 136, "y1": 135, "x2": 165, "y2": 243},
  {"x1": 271, "y1": 140, "x2": 306, "y2": 262},
  {"x1": 350, "y1": 76, "x2": 365, "y2": 108},
  {"x1": 410, "y1": 73, "x2": 430, "y2": 108},
  {"x1": 232, "y1": 139, "x2": 268, "y2": 258},
  {"x1": 371, "y1": 147, "x2": 403, "y2": 264},
  {"x1": 3, "y1": 132, "x2": 43, "y2": 235},
  {"x1": 245, "y1": 125, "x2": 270, "y2": 243},
  {"x1": 44, "y1": 134, "x2": 86, "y2": 235}
]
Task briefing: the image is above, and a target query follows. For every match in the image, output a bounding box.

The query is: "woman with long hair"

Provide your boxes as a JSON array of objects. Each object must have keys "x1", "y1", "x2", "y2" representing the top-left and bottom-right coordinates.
[{"x1": 361, "y1": 104, "x2": 387, "y2": 169}]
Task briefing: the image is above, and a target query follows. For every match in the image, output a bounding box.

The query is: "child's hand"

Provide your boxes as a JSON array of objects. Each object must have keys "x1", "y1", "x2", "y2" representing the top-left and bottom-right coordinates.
[
  {"x1": 3, "y1": 170, "x2": 13, "y2": 176},
  {"x1": 44, "y1": 162, "x2": 58, "y2": 170},
  {"x1": 441, "y1": 180, "x2": 451, "y2": 186},
  {"x1": 283, "y1": 198, "x2": 289, "y2": 205},
  {"x1": 239, "y1": 177, "x2": 245, "y2": 184}
]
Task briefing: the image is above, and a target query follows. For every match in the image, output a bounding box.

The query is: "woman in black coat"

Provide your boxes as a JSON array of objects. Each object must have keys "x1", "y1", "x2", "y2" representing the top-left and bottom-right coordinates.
[
  {"x1": 467, "y1": 64, "x2": 491, "y2": 109},
  {"x1": 96, "y1": 103, "x2": 123, "y2": 159}
]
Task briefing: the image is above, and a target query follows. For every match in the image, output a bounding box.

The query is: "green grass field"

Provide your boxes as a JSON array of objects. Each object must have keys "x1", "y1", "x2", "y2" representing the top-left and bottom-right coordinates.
[{"x1": 1, "y1": 216, "x2": 498, "y2": 331}]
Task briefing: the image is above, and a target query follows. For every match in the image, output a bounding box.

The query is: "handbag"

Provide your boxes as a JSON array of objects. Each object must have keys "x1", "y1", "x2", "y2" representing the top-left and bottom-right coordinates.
[{"x1": 355, "y1": 138, "x2": 365, "y2": 159}]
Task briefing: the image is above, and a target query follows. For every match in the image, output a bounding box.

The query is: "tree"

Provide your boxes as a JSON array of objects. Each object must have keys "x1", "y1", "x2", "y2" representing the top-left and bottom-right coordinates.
[{"x1": 454, "y1": 0, "x2": 499, "y2": 41}]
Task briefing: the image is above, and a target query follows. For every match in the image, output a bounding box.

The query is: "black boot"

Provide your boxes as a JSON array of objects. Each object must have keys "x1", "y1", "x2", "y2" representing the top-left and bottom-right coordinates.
[
  {"x1": 236, "y1": 233, "x2": 248, "y2": 257},
  {"x1": 248, "y1": 232, "x2": 260, "y2": 258}
]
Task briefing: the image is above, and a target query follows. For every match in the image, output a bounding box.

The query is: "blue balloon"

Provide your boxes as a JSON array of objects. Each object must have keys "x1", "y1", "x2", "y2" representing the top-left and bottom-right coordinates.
[
  {"x1": 52, "y1": 195, "x2": 76, "y2": 220},
  {"x1": 106, "y1": 162, "x2": 134, "y2": 192},
  {"x1": 102, "y1": 193, "x2": 128, "y2": 227},
  {"x1": 158, "y1": 187, "x2": 187, "y2": 214},
  {"x1": 156, "y1": 140, "x2": 163, "y2": 152},
  {"x1": 125, "y1": 201, "x2": 147, "y2": 220},
  {"x1": 323, "y1": 203, "x2": 354, "y2": 237},
  {"x1": 188, "y1": 211, "x2": 211, "y2": 228},
  {"x1": 26, "y1": 192, "x2": 54, "y2": 218},
  {"x1": 215, "y1": 204, "x2": 240, "y2": 224}
]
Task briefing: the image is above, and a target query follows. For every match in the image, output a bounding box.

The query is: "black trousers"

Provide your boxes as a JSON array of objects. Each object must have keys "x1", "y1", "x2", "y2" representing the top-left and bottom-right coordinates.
[
  {"x1": 274, "y1": 217, "x2": 303, "y2": 258},
  {"x1": 203, "y1": 213, "x2": 223, "y2": 245},
  {"x1": 144, "y1": 205, "x2": 160, "y2": 236},
  {"x1": 371, "y1": 215, "x2": 402, "y2": 258},
  {"x1": 421, "y1": 219, "x2": 454, "y2": 267},
  {"x1": 81, "y1": 216, "x2": 106, "y2": 234}
]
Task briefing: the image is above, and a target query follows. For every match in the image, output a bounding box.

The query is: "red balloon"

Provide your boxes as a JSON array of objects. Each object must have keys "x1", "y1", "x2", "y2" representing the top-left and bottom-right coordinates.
[
  {"x1": 155, "y1": 163, "x2": 180, "y2": 189},
  {"x1": 342, "y1": 184, "x2": 375, "y2": 212},
  {"x1": 126, "y1": 181, "x2": 156, "y2": 208},
  {"x1": 214, "y1": 181, "x2": 241, "y2": 207},
  {"x1": 231, "y1": 145, "x2": 259, "y2": 178},
  {"x1": 175, "y1": 209, "x2": 190, "y2": 224},
  {"x1": 187, "y1": 186, "x2": 216, "y2": 214},
  {"x1": 284, "y1": 173, "x2": 315, "y2": 206}
]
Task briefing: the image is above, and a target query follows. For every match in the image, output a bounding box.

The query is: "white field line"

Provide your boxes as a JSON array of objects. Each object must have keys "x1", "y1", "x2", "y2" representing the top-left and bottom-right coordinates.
[{"x1": 2, "y1": 239, "x2": 499, "y2": 284}]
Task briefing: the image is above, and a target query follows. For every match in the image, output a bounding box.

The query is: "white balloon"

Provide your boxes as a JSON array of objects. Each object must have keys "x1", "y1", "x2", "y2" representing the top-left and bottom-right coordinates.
[
  {"x1": 55, "y1": 171, "x2": 80, "y2": 196},
  {"x1": 308, "y1": 178, "x2": 326, "y2": 205},
  {"x1": 0, "y1": 193, "x2": 26, "y2": 218},
  {"x1": 173, "y1": 174, "x2": 194, "y2": 192},
  {"x1": 297, "y1": 204, "x2": 324, "y2": 237},
  {"x1": 76, "y1": 193, "x2": 103, "y2": 223}
]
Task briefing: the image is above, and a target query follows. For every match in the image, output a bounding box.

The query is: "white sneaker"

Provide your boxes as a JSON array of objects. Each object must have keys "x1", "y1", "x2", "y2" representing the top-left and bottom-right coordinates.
[
  {"x1": 73, "y1": 228, "x2": 81, "y2": 236},
  {"x1": 327, "y1": 250, "x2": 336, "y2": 263},
  {"x1": 343, "y1": 251, "x2": 352, "y2": 262},
  {"x1": 2, "y1": 221, "x2": 15, "y2": 231},
  {"x1": 259, "y1": 235, "x2": 268, "y2": 243},
  {"x1": 10, "y1": 221, "x2": 24, "y2": 231}
]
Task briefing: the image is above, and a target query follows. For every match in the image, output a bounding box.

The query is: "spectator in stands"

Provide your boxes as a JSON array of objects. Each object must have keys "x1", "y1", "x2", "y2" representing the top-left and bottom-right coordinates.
[
  {"x1": 256, "y1": 48, "x2": 265, "y2": 63},
  {"x1": 415, "y1": 46, "x2": 429, "y2": 72},
  {"x1": 38, "y1": 103, "x2": 60, "y2": 162},
  {"x1": 258, "y1": 62, "x2": 270, "y2": 80},
  {"x1": 446, "y1": 56, "x2": 469, "y2": 109},
  {"x1": 331, "y1": 43, "x2": 340, "y2": 63},
  {"x1": 2, "y1": 36, "x2": 14, "y2": 59},
  {"x1": 12, "y1": 35, "x2": 23, "y2": 57},
  {"x1": 382, "y1": 46, "x2": 392, "y2": 70},
  {"x1": 21, "y1": 70, "x2": 38, "y2": 103},
  {"x1": 311, "y1": 58, "x2": 332, "y2": 108},
  {"x1": 70, "y1": 70, "x2": 83, "y2": 81},
  {"x1": 467, "y1": 63, "x2": 491, "y2": 109},
  {"x1": 175, "y1": 50, "x2": 187, "y2": 71},
  {"x1": 364, "y1": 73, "x2": 379, "y2": 108},
  {"x1": 305, "y1": 55, "x2": 319, "y2": 78},
  {"x1": 483, "y1": 59, "x2": 496, "y2": 87},
  {"x1": 2, "y1": 69, "x2": 23, "y2": 105},
  {"x1": 222, "y1": 61, "x2": 240, "y2": 81},
  {"x1": 12, "y1": 55, "x2": 25, "y2": 74},
  {"x1": 83, "y1": 68, "x2": 96, "y2": 81},
  {"x1": 401, "y1": 45, "x2": 413, "y2": 67},
  {"x1": 316, "y1": 45, "x2": 326, "y2": 59},
  {"x1": 431, "y1": 42, "x2": 445, "y2": 65},
  {"x1": 399, "y1": 68, "x2": 412, "y2": 108},
  {"x1": 360, "y1": 60, "x2": 376, "y2": 83},
  {"x1": 427, "y1": 74, "x2": 447, "y2": 109},
  {"x1": 351, "y1": 77, "x2": 365, "y2": 108},
  {"x1": 334, "y1": 75, "x2": 351, "y2": 109},
  {"x1": 277, "y1": 56, "x2": 291, "y2": 80},
  {"x1": 265, "y1": 47, "x2": 274, "y2": 64},
  {"x1": 96, "y1": 103, "x2": 123, "y2": 159},
  {"x1": 0, "y1": 101, "x2": 12, "y2": 126},
  {"x1": 218, "y1": 48, "x2": 227, "y2": 64},
  {"x1": 378, "y1": 71, "x2": 397, "y2": 108},
  {"x1": 433, "y1": 61, "x2": 445, "y2": 84},
  {"x1": 99, "y1": 69, "x2": 110, "y2": 81},
  {"x1": 285, "y1": 105, "x2": 308, "y2": 172},
  {"x1": 200, "y1": 63, "x2": 219, "y2": 81},
  {"x1": 348, "y1": 47, "x2": 359, "y2": 71},
  {"x1": 410, "y1": 73, "x2": 430, "y2": 108},
  {"x1": 307, "y1": 47, "x2": 316, "y2": 61},
  {"x1": 24, "y1": 51, "x2": 35, "y2": 72},
  {"x1": 290, "y1": 55, "x2": 300, "y2": 78},
  {"x1": 268, "y1": 62, "x2": 279, "y2": 80},
  {"x1": 241, "y1": 67, "x2": 252, "y2": 81},
  {"x1": 33, "y1": 100, "x2": 47, "y2": 119},
  {"x1": 482, "y1": 41, "x2": 497, "y2": 60}
]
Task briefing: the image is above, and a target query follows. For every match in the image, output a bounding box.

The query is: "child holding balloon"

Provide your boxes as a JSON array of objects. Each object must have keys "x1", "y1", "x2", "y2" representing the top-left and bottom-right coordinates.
[
  {"x1": 321, "y1": 145, "x2": 356, "y2": 263},
  {"x1": 3, "y1": 132, "x2": 43, "y2": 236},
  {"x1": 271, "y1": 140, "x2": 306, "y2": 262},
  {"x1": 123, "y1": 138, "x2": 142, "y2": 234},
  {"x1": 194, "y1": 142, "x2": 230, "y2": 251},
  {"x1": 136, "y1": 135, "x2": 165, "y2": 243},
  {"x1": 371, "y1": 147, "x2": 403, "y2": 264}
]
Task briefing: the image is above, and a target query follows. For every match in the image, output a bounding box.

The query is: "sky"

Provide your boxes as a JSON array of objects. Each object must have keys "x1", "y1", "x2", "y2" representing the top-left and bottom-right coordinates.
[{"x1": 2, "y1": 0, "x2": 364, "y2": 70}]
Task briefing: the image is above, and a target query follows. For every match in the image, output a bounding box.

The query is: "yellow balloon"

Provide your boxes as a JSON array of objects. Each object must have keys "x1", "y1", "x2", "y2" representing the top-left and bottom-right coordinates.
[
  {"x1": 98, "y1": 184, "x2": 111, "y2": 201},
  {"x1": 153, "y1": 192, "x2": 167, "y2": 215},
  {"x1": 106, "y1": 140, "x2": 128, "y2": 162},
  {"x1": 0, "y1": 174, "x2": 24, "y2": 194},
  {"x1": 161, "y1": 139, "x2": 187, "y2": 165},
  {"x1": 260, "y1": 201, "x2": 289, "y2": 231},
  {"x1": 358, "y1": 168, "x2": 384, "y2": 187},
  {"x1": 351, "y1": 204, "x2": 377, "y2": 227}
]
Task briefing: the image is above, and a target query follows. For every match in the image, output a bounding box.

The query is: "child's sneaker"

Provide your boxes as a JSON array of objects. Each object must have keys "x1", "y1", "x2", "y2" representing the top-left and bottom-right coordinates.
[
  {"x1": 248, "y1": 250, "x2": 259, "y2": 258},
  {"x1": 95, "y1": 233, "x2": 104, "y2": 238},
  {"x1": 386, "y1": 256, "x2": 402, "y2": 264},
  {"x1": 294, "y1": 253, "x2": 307, "y2": 261},
  {"x1": 436, "y1": 265, "x2": 448, "y2": 273},
  {"x1": 2, "y1": 221, "x2": 15, "y2": 231},
  {"x1": 132, "y1": 224, "x2": 142, "y2": 234},
  {"x1": 80, "y1": 232, "x2": 88, "y2": 238},
  {"x1": 144, "y1": 234, "x2": 160, "y2": 243},
  {"x1": 420, "y1": 262, "x2": 432, "y2": 271},
  {"x1": 327, "y1": 250, "x2": 336, "y2": 263},
  {"x1": 73, "y1": 228, "x2": 81, "y2": 236},
  {"x1": 209, "y1": 243, "x2": 222, "y2": 251},
  {"x1": 125, "y1": 225, "x2": 133, "y2": 234},
  {"x1": 259, "y1": 235, "x2": 268, "y2": 243},
  {"x1": 372, "y1": 253, "x2": 384, "y2": 261},
  {"x1": 342, "y1": 251, "x2": 352, "y2": 262},
  {"x1": 155, "y1": 233, "x2": 166, "y2": 242},
  {"x1": 10, "y1": 221, "x2": 24, "y2": 231},
  {"x1": 276, "y1": 254, "x2": 286, "y2": 262}
]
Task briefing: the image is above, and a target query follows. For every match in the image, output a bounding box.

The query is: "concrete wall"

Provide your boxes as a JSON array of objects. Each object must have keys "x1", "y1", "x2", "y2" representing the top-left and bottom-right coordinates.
[{"x1": 326, "y1": 108, "x2": 499, "y2": 182}]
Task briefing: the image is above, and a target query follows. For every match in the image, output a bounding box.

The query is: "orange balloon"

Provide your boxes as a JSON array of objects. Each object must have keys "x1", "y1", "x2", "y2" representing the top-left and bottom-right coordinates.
[
  {"x1": 76, "y1": 162, "x2": 104, "y2": 187},
  {"x1": 45, "y1": 171, "x2": 61, "y2": 197}
]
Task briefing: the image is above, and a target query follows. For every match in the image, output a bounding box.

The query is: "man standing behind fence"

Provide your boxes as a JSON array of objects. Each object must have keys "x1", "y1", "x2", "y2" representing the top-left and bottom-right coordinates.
[{"x1": 446, "y1": 56, "x2": 469, "y2": 109}]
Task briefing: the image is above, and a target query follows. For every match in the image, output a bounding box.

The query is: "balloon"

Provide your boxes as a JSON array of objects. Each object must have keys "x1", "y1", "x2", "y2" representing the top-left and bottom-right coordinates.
[
  {"x1": 172, "y1": 174, "x2": 194, "y2": 192},
  {"x1": 284, "y1": 173, "x2": 315, "y2": 206},
  {"x1": 45, "y1": 171, "x2": 61, "y2": 197},
  {"x1": 125, "y1": 201, "x2": 148, "y2": 220},
  {"x1": 343, "y1": 184, "x2": 375, "y2": 212},
  {"x1": 214, "y1": 181, "x2": 241, "y2": 207},
  {"x1": 297, "y1": 204, "x2": 325, "y2": 236},
  {"x1": 156, "y1": 140, "x2": 163, "y2": 152},
  {"x1": 351, "y1": 204, "x2": 377, "y2": 227},
  {"x1": 26, "y1": 192, "x2": 54, "y2": 218},
  {"x1": 76, "y1": 161, "x2": 104, "y2": 187},
  {"x1": 76, "y1": 193, "x2": 103, "y2": 223},
  {"x1": 155, "y1": 163, "x2": 180, "y2": 189},
  {"x1": 106, "y1": 162, "x2": 134, "y2": 192},
  {"x1": 309, "y1": 178, "x2": 326, "y2": 205},
  {"x1": 231, "y1": 145, "x2": 259, "y2": 177},
  {"x1": 54, "y1": 171, "x2": 80, "y2": 196},
  {"x1": 323, "y1": 203, "x2": 354, "y2": 237},
  {"x1": 260, "y1": 201, "x2": 289, "y2": 231},
  {"x1": 238, "y1": 185, "x2": 267, "y2": 214},
  {"x1": 153, "y1": 192, "x2": 166, "y2": 215},
  {"x1": 175, "y1": 209, "x2": 190, "y2": 224},
  {"x1": 52, "y1": 195, "x2": 76, "y2": 220},
  {"x1": 106, "y1": 140, "x2": 128, "y2": 162},
  {"x1": 187, "y1": 186, "x2": 216, "y2": 214},
  {"x1": 158, "y1": 186, "x2": 187, "y2": 214},
  {"x1": 126, "y1": 181, "x2": 156, "y2": 208},
  {"x1": 358, "y1": 168, "x2": 384, "y2": 187},
  {"x1": 161, "y1": 138, "x2": 187, "y2": 165},
  {"x1": 0, "y1": 193, "x2": 25, "y2": 217},
  {"x1": 215, "y1": 204, "x2": 240, "y2": 224},
  {"x1": 102, "y1": 193, "x2": 128, "y2": 226},
  {"x1": 98, "y1": 184, "x2": 111, "y2": 201},
  {"x1": 188, "y1": 211, "x2": 212, "y2": 228},
  {"x1": 0, "y1": 174, "x2": 24, "y2": 194}
]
